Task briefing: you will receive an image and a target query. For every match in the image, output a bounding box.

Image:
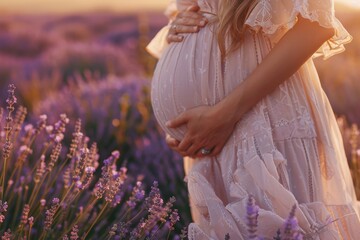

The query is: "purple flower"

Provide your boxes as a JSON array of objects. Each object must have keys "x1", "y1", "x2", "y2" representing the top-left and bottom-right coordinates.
[
  {"x1": 116, "y1": 222, "x2": 130, "y2": 238},
  {"x1": 20, "y1": 204, "x2": 30, "y2": 225},
  {"x1": 126, "y1": 181, "x2": 145, "y2": 209},
  {"x1": 169, "y1": 209, "x2": 180, "y2": 231},
  {"x1": 282, "y1": 205, "x2": 303, "y2": 240},
  {"x1": 44, "y1": 198, "x2": 60, "y2": 230},
  {"x1": 246, "y1": 195, "x2": 259, "y2": 240},
  {"x1": 0, "y1": 201, "x2": 8, "y2": 213},
  {"x1": 46, "y1": 143, "x2": 62, "y2": 172},
  {"x1": 0, "y1": 201, "x2": 8, "y2": 223},
  {"x1": 1, "y1": 228, "x2": 12, "y2": 240},
  {"x1": 70, "y1": 225, "x2": 79, "y2": 240},
  {"x1": 179, "y1": 227, "x2": 188, "y2": 240},
  {"x1": 40, "y1": 199, "x2": 46, "y2": 207},
  {"x1": 6, "y1": 84, "x2": 17, "y2": 107}
]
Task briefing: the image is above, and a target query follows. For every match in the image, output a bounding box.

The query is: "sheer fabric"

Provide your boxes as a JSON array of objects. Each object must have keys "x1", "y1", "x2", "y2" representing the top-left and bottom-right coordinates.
[
  {"x1": 148, "y1": 0, "x2": 360, "y2": 239},
  {"x1": 245, "y1": 0, "x2": 352, "y2": 59}
]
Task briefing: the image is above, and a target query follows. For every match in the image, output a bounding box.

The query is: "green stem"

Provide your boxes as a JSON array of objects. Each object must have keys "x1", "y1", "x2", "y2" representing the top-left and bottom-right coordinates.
[
  {"x1": 120, "y1": 206, "x2": 146, "y2": 224},
  {"x1": 39, "y1": 228, "x2": 48, "y2": 240},
  {"x1": 5, "y1": 164, "x2": 20, "y2": 198},
  {"x1": 149, "y1": 221, "x2": 166, "y2": 240},
  {"x1": 60, "y1": 197, "x2": 98, "y2": 239},
  {"x1": 52, "y1": 184, "x2": 77, "y2": 225},
  {"x1": 82, "y1": 202, "x2": 109, "y2": 239},
  {"x1": 1, "y1": 155, "x2": 8, "y2": 200},
  {"x1": 28, "y1": 172, "x2": 48, "y2": 207},
  {"x1": 28, "y1": 225, "x2": 33, "y2": 240}
]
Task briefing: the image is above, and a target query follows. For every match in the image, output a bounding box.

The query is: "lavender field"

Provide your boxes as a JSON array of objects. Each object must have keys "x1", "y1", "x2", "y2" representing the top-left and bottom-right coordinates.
[{"x1": 0, "y1": 5, "x2": 359, "y2": 239}]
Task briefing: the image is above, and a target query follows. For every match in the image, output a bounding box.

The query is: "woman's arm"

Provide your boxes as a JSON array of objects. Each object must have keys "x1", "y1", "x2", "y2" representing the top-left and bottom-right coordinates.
[
  {"x1": 216, "y1": 17, "x2": 335, "y2": 123},
  {"x1": 167, "y1": 17, "x2": 335, "y2": 157}
]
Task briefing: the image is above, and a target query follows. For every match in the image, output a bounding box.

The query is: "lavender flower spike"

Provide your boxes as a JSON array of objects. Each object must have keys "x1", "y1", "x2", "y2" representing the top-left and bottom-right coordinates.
[
  {"x1": 0, "y1": 201, "x2": 8, "y2": 223},
  {"x1": 282, "y1": 205, "x2": 303, "y2": 240},
  {"x1": 126, "y1": 181, "x2": 145, "y2": 209},
  {"x1": 44, "y1": 198, "x2": 60, "y2": 230},
  {"x1": 246, "y1": 195, "x2": 259, "y2": 240}
]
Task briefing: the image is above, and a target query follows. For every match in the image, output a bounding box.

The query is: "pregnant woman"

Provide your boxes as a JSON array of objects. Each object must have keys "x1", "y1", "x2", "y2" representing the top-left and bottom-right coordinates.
[{"x1": 148, "y1": 0, "x2": 360, "y2": 239}]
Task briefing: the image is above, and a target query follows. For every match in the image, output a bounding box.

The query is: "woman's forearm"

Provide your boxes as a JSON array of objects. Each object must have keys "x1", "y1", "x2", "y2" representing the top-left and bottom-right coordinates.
[{"x1": 215, "y1": 17, "x2": 335, "y2": 123}]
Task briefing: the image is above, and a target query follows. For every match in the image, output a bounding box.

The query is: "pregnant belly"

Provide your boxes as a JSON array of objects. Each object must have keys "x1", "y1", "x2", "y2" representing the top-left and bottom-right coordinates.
[{"x1": 151, "y1": 30, "x2": 222, "y2": 141}]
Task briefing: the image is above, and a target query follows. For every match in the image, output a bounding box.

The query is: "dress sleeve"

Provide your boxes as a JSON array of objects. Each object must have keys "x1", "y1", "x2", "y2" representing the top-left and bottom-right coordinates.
[
  {"x1": 146, "y1": 25, "x2": 172, "y2": 59},
  {"x1": 245, "y1": 0, "x2": 352, "y2": 59}
]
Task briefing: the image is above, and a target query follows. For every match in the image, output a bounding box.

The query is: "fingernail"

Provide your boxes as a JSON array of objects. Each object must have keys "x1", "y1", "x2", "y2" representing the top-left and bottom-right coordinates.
[
  {"x1": 165, "y1": 121, "x2": 170, "y2": 127},
  {"x1": 178, "y1": 35, "x2": 183, "y2": 40},
  {"x1": 193, "y1": 26, "x2": 198, "y2": 31},
  {"x1": 200, "y1": 20, "x2": 206, "y2": 26}
]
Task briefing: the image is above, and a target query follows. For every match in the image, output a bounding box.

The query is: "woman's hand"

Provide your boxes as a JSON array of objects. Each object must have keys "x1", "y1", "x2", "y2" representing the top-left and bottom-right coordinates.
[
  {"x1": 165, "y1": 105, "x2": 237, "y2": 158},
  {"x1": 167, "y1": 5, "x2": 208, "y2": 43},
  {"x1": 165, "y1": 134, "x2": 181, "y2": 153}
]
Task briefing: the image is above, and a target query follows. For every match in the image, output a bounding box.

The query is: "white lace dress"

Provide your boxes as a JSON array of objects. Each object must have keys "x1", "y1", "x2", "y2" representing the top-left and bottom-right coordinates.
[{"x1": 147, "y1": 0, "x2": 360, "y2": 239}]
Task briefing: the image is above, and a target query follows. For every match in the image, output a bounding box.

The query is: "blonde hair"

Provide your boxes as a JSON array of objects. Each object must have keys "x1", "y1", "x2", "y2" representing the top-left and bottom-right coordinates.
[{"x1": 217, "y1": 0, "x2": 259, "y2": 58}]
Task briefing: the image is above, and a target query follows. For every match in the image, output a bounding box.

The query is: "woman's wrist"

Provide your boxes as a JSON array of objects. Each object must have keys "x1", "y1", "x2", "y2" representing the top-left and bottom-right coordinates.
[{"x1": 211, "y1": 97, "x2": 243, "y2": 127}]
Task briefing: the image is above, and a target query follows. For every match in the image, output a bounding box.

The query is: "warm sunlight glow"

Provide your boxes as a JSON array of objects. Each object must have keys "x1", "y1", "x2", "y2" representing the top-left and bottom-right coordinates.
[
  {"x1": 0, "y1": 0, "x2": 169, "y2": 13},
  {"x1": 338, "y1": 0, "x2": 360, "y2": 7},
  {"x1": 1, "y1": 0, "x2": 360, "y2": 14}
]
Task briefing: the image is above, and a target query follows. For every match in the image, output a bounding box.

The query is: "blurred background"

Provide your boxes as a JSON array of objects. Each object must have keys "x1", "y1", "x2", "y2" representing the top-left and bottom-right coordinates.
[{"x1": 0, "y1": 0, "x2": 359, "y2": 238}]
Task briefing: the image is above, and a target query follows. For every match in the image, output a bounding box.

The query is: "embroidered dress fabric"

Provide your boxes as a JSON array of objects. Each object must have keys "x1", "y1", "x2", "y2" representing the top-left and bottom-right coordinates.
[{"x1": 148, "y1": 0, "x2": 360, "y2": 239}]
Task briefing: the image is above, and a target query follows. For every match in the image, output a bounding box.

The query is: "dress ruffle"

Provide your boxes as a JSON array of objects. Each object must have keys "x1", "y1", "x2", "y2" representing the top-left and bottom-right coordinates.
[
  {"x1": 245, "y1": 0, "x2": 352, "y2": 59},
  {"x1": 186, "y1": 136, "x2": 360, "y2": 239}
]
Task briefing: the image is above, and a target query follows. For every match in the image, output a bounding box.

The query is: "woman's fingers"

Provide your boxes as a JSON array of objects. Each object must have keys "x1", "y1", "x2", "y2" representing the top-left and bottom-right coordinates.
[
  {"x1": 166, "y1": 112, "x2": 189, "y2": 128},
  {"x1": 170, "y1": 138, "x2": 223, "y2": 158},
  {"x1": 185, "y1": 4, "x2": 200, "y2": 12},
  {"x1": 186, "y1": 144, "x2": 202, "y2": 157},
  {"x1": 178, "y1": 5, "x2": 201, "y2": 18},
  {"x1": 173, "y1": 25, "x2": 200, "y2": 34},
  {"x1": 168, "y1": 16, "x2": 206, "y2": 35},
  {"x1": 167, "y1": 4, "x2": 208, "y2": 44},
  {"x1": 176, "y1": 15, "x2": 207, "y2": 27},
  {"x1": 165, "y1": 135, "x2": 190, "y2": 156},
  {"x1": 165, "y1": 134, "x2": 179, "y2": 148},
  {"x1": 166, "y1": 34, "x2": 183, "y2": 43},
  {"x1": 169, "y1": 24, "x2": 199, "y2": 35},
  {"x1": 177, "y1": 134, "x2": 195, "y2": 152},
  {"x1": 207, "y1": 145, "x2": 222, "y2": 157},
  {"x1": 165, "y1": 105, "x2": 232, "y2": 158}
]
